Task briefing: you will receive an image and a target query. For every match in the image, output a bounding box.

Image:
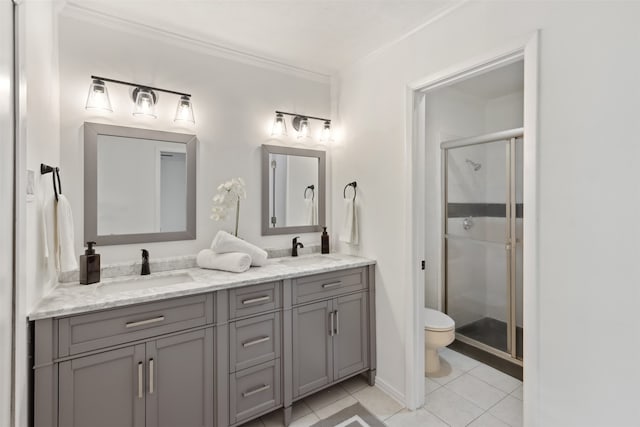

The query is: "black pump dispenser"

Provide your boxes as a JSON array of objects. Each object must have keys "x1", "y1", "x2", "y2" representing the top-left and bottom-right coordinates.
[
  {"x1": 80, "y1": 241, "x2": 100, "y2": 285},
  {"x1": 321, "y1": 227, "x2": 330, "y2": 254}
]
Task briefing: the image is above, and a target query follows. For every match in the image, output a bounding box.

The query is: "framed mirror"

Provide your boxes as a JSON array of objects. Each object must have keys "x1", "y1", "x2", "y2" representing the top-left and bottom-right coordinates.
[
  {"x1": 84, "y1": 122, "x2": 196, "y2": 245},
  {"x1": 261, "y1": 144, "x2": 326, "y2": 235}
]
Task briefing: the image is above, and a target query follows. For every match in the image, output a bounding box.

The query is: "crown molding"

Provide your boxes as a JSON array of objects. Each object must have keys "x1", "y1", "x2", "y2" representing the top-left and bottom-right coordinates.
[{"x1": 59, "y1": 1, "x2": 332, "y2": 84}]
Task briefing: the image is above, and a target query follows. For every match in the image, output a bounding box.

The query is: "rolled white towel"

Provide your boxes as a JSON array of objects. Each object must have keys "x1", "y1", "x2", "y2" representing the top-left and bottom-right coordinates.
[
  {"x1": 197, "y1": 249, "x2": 251, "y2": 273},
  {"x1": 211, "y1": 230, "x2": 268, "y2": 267}
]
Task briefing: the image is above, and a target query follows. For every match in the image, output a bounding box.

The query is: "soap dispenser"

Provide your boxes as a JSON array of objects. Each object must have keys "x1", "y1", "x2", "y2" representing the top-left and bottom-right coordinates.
[
  {"x1": 79, "y1": 241, "x2": 100, "y2": 285},
  {"x1": 321, "y1": 227, "x2": 330, "y2": 254}
]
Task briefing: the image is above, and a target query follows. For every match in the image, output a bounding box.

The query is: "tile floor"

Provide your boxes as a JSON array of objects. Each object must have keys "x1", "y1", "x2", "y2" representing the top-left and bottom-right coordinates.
[{"x1": 239, "y1": 347, "x2": 522, "y2": 427}]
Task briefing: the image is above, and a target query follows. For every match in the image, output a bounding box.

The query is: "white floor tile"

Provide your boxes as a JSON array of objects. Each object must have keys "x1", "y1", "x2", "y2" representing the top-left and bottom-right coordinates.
[
  {"x1": 341, "y1": 375, "x2": 369, "y2": 395},
  {"x1": 489, "y1": 396, "x2": 523, "y2": 427},
  {"x1": 440, "y1": 347, "x2": 481, "y2": 371},
  {"x1": 304, "y1": 384, "x2": 350, "y2": 412},
  {"x1": 445, "y1": 373, "x2": 507, "y2": 410},
  {"x1": 423, "y1": 387, "x2": 484, "y2": 427},
  {"x1": 352, "y1": 386, "x2": 403, "y2": 420},
  {"x1": 289, "y1": 413, "x2": 321, "y2": 427},
  {"x1": 386, "y1": 408, "x2": 449, "y2": 427},
  {"x1": 313, "y1": 395, "x2": 357, "y2": 420},
  {"x1": 510, "y1": 385, "x2": 523, "y2": 401},
  {"x1": 426, "y1": 358, "x2": 466, "y2": 385},
  {"x1": 467, "y1": 364, "x2": 522, "y2": 393},
  {"x1": 292, "y1": 401, "x2": 314, "y2": 421},
  {"x1": 424, "y1": 377, "x2": 441, "y2": 395},
  {"x1": 468, "y1": 412, "x2": 511, "y2": 427}
]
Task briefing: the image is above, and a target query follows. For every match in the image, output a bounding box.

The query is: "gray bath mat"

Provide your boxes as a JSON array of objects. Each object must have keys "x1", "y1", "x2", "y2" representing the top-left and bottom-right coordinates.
[{"x1": 310, "y1": 403, "x2": 386, "y2": 427}]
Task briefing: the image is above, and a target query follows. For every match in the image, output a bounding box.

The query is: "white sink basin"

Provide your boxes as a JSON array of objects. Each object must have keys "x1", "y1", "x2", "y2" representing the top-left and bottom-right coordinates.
[
  {"x1": 275, "y1": 255, "x2": 341, "y2": 266},
  {"x1": 97, "y1": 273, "x2": 194, "y2": 293}
]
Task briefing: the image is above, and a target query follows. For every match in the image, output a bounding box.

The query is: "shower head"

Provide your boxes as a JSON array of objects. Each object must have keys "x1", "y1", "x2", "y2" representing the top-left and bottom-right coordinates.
[{"x1": 466, "y1": 159, "x2": 481, "y2": 171}]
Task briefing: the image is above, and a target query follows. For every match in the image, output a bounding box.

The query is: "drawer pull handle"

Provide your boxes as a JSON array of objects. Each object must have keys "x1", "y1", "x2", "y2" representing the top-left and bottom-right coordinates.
[
  {"x1": 149, "y1": 359, "x2": 154, "y2": 394},
  {"x1": 322, "y1": 281, "x2": 342, "y2": 289},
  {"x1": 335, "y1": 310, "x2": 340, "y2": 335},
  {"x1": 125, "y1": 316, "x2": 165, "y2": 328},
  {"x1": 243, "y1": 336, "x2": 271, "y2": 348},
  {"x1": 242, "y1": 384, "x2": 271, "y2": 398},
  {"x1": 137, "y1": 362, "x2": 143, "y2": 399},
  {"x1": 242, "y1": 296, "x2": 270, "y2": 305}
]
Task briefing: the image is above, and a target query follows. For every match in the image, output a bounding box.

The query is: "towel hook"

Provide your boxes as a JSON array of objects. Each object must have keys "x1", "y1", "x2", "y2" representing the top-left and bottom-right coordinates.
[
  {"x1": 304, "y1": 185, "x2": 315, "y2": 201},
  {"x1": 41, "y1": 163, "x2": 62, "y2": 202},
  {"x1": 343, "y1": 181, "x2": 357, "y2": 201}
]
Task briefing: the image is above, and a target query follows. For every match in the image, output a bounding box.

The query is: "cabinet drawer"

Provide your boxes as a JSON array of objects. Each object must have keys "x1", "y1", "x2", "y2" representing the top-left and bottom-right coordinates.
[
  {"x1": 229, "y1": 282, "x2": 281, "y2": 319},
  {"x1": 230, "y1": 312, "x2": 281, "y2": 372},
  {"x1": 292, "y1": 268, "x2": 366, "y2": 305},
  {"x1": 230, "y1": 359, "x2": 282, "y2": 424},
  {"x1": 58, "y1": 294, "x2": 214, "y2": 357}
]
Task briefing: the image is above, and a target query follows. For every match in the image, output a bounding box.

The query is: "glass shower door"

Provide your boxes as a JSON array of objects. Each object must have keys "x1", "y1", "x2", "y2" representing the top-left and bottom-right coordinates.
[{"x1": 444, "y1": 139, "x2": 513, "y2": 357}]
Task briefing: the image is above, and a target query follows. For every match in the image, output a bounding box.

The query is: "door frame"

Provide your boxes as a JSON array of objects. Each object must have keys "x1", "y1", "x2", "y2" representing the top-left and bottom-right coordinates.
[{"x1": 403, "y1": 32, "x2": 539, "y2": 425}]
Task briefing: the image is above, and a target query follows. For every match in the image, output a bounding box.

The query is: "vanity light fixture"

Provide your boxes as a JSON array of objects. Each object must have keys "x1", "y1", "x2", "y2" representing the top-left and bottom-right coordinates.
[
  {"x1": 85, "y1": 75, "x2": 195, "y2": 124},
  {"x1": 271, "y1": 111, "x2": 331, "y2": 142},
  {"x1": 271, "y1": 112, "x2": 288, "y2": 136},
  {"x1": 85, "y1": 78, "x2": 113, "y2": 112}
]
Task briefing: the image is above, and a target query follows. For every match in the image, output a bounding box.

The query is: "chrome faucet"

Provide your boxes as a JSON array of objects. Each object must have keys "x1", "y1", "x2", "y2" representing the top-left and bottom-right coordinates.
[
  {"x1": 292, "y1": 237, "x2": 304, "y2": 257},
  {"x1": 141, "y1": 249, "x2": 150, "y2": 275}
]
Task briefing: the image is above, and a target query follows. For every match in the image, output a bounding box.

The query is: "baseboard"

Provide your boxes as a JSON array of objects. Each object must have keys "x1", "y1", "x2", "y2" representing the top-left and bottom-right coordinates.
[{"x1": 374, "y1": 376, "x2": 406, "y2": 408}]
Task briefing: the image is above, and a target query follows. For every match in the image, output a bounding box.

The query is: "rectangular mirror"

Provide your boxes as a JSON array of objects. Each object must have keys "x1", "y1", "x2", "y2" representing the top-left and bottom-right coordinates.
[
  {"x1": 84, "y1": 122, "x2": 196, "y2": 245},
  {"x1": 262, "y1": 145, "x2": 326, "y2": 235}
]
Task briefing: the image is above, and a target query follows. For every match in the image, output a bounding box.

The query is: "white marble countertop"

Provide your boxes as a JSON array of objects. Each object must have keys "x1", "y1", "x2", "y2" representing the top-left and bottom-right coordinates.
[{"x1": 29, "y1": 253, "x2": 375, "y2": 320}]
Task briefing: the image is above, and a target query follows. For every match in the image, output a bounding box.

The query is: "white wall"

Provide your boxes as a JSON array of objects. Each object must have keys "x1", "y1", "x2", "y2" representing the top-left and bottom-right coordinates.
[
  {"x1": 58, "y1": 13, "x2": 331, "y2": 265},
  {"x1": 286, "y1": 156, "x2": 319, "y2": 226},
  {"x1": 0, "y1": 2, "x2": 14, "y2": 426},
  {"x1": 15, "y1": 1, "x2": 62, "y2": 426},
  {"x1": 332, "y1": 1, "x2": 640, "y2": 425}
]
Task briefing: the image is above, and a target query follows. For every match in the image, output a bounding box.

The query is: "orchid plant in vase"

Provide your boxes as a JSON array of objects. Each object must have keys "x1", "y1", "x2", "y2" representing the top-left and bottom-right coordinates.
[{"x1": 210, "y1": 177, "x2": 247, "y2": 237}]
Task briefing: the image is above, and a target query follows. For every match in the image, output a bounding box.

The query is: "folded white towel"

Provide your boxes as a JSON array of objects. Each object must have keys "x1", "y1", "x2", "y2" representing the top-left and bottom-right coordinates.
[
  {"x1": 339, "y1": 199, "x2": 359, "y2": 245},
  {"x1": 56, "y1": 195, "x2": 78, "y2": 273},
  {"x1": 211, "y1": 230, "x2": 268, "y2": 267},
  {"x1": 305, "y1": 198, "x2": 318, "y2": 226},
  {"x1": 197, "y1": 249, "x2": 251, "y2": 273}
]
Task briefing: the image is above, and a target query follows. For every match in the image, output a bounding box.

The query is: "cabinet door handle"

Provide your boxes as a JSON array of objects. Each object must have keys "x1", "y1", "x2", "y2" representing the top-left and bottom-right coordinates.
[
  {"x1": 335, "y1": 310, "x2": 339, "y2": 335},
  {"x1": 243, "y1": 336, "x2": 271, "y2": 348},
  {"x1": 242, "y1": 384, "x2": 271, "y2": 398},
  {"x1": 329, "y1": 311, "x2": 335, "y2": 336},
  {"x1": 126, "y1": 316, "x2": 165, "y2": 328},
  {"x1": 149, "y1": 359, "x2": 154, "y2": 394},
  {"x1": 322, "y1": 281, "x2": 342, "y2": 289},
  {"x1": 137, "y1": 362, "x2": 143, "y2": 399},
  {"x1": 242, "y1": 296, "x2": 270, "y2": 305}
]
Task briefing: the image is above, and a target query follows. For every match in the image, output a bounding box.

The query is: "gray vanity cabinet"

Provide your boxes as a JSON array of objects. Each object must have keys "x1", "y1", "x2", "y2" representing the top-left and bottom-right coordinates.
[
  {"x1": 291, "y1": 268, "x2": 373, "y2": 399},
  {"x1": 58, "y1": 328, "x2": 214, "y2": 427},
  {"x1": 292, "y1": 300, "x2": 334, "y2": 397},
  {"x1": 58, "y1": 344, "x2": 146, "y2": 427},
  {"x1": 146, "y1": 328, "x2": 214, "y2": 427}
]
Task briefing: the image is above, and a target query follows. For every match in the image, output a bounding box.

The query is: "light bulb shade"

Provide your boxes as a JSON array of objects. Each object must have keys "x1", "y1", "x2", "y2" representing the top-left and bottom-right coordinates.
[
  {"x1": 174, "y1": 95, "x2": 195, "y2": 123},
  {"x1": 296, "y1": 117, "x2": 310, "y2": 140},
  {"x1": 271, "y1": 112, "x2": 287, "y2": 136},
  {"x1": 319, "y1": 120, "x2": 332, "y2": 142},
  {"x1": 132, "y1": 87, "x2": 157, "y2": 118},
  {"x1": 85, "y1": 79, "x2": 113, "y2": 112}
]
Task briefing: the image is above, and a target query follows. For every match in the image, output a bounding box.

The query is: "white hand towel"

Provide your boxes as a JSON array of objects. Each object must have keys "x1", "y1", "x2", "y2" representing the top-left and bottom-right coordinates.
[
  {"x1": 197, "y1": 249, "x2": 251, "y2": 273},
  {"x1": 42, "y1": 196, "x2": 56, "y2": 267},
  {"x1": 339, "y1": 199, "x2": 359, "y2": 245},
  {"x1": 305, "y1": 198, "x2": 318, "y2": 226},
  {"x1": 211, "y1": 230, "x2": 268, "y2": 267},
  {"x1": 56, "y1": 195, "x2": 78, "y2": 273}
]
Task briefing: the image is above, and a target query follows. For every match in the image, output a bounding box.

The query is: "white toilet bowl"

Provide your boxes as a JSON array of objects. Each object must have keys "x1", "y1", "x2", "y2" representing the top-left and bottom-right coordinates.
[{"x1": 424, "y1": 308, "x2": 455, "y2": 374}]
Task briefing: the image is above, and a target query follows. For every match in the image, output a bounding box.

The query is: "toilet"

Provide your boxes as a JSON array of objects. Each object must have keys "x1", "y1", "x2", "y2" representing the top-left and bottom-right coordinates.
[{"x1": 424, "y1": 308, "x2": 455, "y2": 374}]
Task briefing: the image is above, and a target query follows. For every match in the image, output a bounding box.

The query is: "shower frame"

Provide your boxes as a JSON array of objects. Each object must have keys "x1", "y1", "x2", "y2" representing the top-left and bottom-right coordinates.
[{"x1": 441, "y1": 127, "x2": 523, "y2": 364}]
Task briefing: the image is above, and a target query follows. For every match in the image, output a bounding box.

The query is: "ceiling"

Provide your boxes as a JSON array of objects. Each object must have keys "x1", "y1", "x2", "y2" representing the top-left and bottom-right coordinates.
[{"x1": 64, "y1": 0, "x2": 459, "y2": 75}]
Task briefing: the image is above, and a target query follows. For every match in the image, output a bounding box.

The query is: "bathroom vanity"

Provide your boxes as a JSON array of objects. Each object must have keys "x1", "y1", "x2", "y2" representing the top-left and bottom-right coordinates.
[{"x1": 30, "y1": 254, "x2": 376, "y2": 427}]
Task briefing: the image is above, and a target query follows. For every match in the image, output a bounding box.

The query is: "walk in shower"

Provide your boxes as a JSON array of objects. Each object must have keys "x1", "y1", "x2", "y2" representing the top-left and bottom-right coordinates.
[{"x1": 442, "y1": 128, "x2": 523, "y2": 366}]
